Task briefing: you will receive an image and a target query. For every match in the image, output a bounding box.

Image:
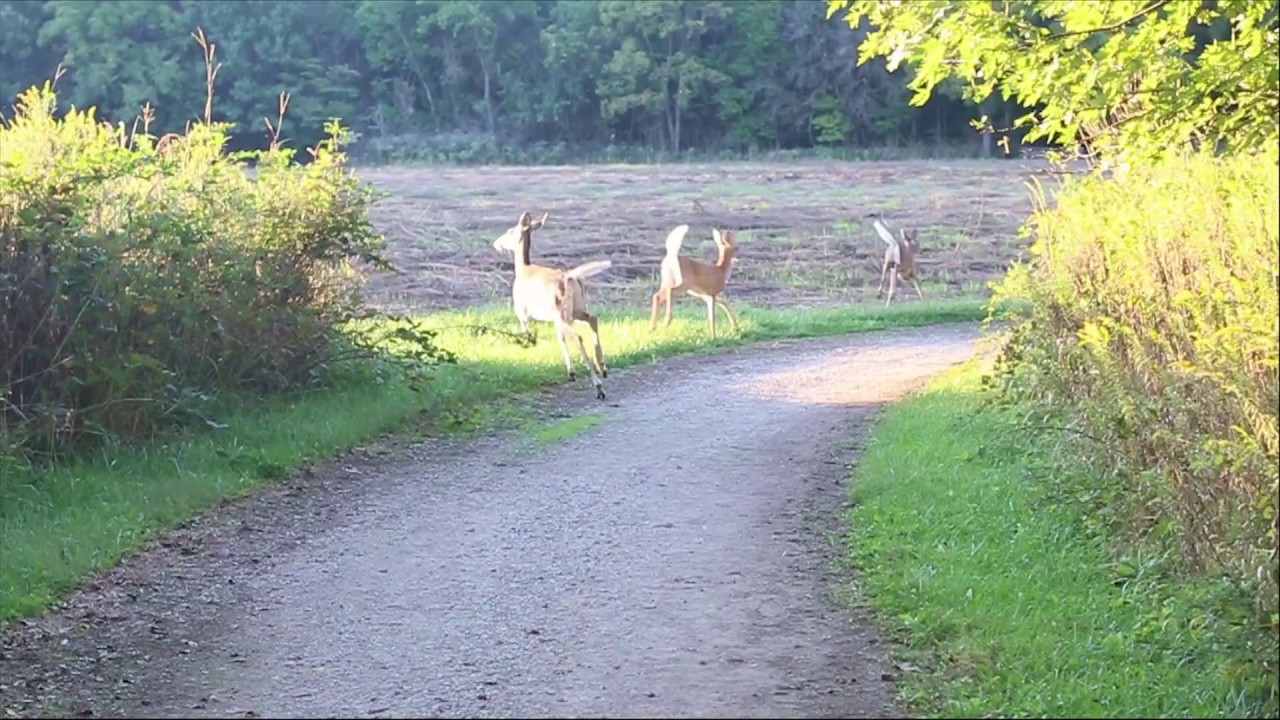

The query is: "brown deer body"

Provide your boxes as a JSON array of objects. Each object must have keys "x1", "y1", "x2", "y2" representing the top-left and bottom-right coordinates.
[
  {"x1": 493, "y1": 212, "x2": 611, "y2": 400},
  {"x1": 650, "y1": 225, "x2": 739, "y2": 338},
  {"x1": 873, "y1": 218, "x2": 924, "y2": 307}
]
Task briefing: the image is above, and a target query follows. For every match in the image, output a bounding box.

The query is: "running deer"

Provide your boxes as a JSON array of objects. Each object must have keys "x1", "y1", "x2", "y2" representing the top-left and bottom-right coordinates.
[
  {"x1": 873, "y1": 218, "x2": 924, "y2": 307},
  {"x1": 649, "y1": 224, "x2": 739, "y2": 338},
  {"x1": 492, "y1": 211, "x2": 612, "y2": 400}
]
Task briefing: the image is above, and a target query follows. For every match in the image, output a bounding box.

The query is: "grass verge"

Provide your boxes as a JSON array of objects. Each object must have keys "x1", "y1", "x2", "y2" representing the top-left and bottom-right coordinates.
[
  {"x1": 523, "y1": 414, "x2": 606, "y2": 447},
  {"x1": 0, "y1": 296, "x2": 984, "y2": 622},
  {"x1": 845, "y1": 357, "x2": 1272, "y2": 718}
]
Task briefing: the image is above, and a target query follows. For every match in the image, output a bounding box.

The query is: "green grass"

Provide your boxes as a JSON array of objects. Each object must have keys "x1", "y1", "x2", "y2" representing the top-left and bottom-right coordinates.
[
  {"x1": 523, "y1": 414, "x2": 606, "y2": 447},
  {"x1": 846, "y1": 359, "x2": 1271, "y2": 718},
  {"x1": 0, "y1": 296, "x2": 985, "y2": 623}
]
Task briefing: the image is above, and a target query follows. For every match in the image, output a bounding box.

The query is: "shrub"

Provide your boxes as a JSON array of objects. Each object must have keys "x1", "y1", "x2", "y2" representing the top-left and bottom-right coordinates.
[
  {"x1": 1, "y1": 81, "x2": 447, "y2": 464},
  {"x1": 988, "y1": 151, "x2": 1279, "y2": 698}
]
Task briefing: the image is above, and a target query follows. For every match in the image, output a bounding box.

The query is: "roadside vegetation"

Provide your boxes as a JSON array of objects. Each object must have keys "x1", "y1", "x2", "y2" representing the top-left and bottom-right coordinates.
[
  {"x1": 832, "y1": 1, "x2": 1278, "y2": 716},
  {"x1": 849, "y1": 359, "x2": 1273, "y2": 718}
]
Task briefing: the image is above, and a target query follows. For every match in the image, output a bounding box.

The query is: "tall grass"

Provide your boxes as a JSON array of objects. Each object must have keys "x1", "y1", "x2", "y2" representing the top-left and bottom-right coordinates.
[
  {"x1": 0, "y1": 79, "x2": 450, "y2": 466},
  {"x1": 987, "y1": 151, "x2": 1279, "y2": 694}
]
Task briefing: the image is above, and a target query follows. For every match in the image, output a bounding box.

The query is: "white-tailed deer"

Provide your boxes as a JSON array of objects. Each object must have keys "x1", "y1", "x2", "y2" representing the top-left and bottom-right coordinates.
[
  {"x1": 873, "y1": 218, "x2": 924, "y2": 307},
  {"x1": 649, "y1": 225, "x2": 739, "y2": 338},
  {"x1": 492, "y1": 211, "x2": 612, "y2": 400}
]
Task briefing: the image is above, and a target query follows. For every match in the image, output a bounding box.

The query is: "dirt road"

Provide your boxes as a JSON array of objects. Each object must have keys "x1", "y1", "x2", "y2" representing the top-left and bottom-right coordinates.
[{"x1": 0, "y1": 324, "x2": 981, "y2": 719}]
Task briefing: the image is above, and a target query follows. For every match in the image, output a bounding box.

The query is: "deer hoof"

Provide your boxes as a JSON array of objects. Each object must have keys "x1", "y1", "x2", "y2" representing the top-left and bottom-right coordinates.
[
  {"x1": 602, "y1": 369, "x2": 609, "y2": 379},
  {"x1": 596, "y1": 387, "x2": 607, "y2": 400},
  {"x1": 568, "y1": 372, "x2": 577, "y2": 381}
]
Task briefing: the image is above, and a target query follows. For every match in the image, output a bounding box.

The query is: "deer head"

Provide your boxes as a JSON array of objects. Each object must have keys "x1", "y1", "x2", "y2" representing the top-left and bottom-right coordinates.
[
  {"x1": 898, "y1": 228, "x2": 920, "y2": 256},
  {"x1": 493, "y1": 211, "x2": 549, "y2": 254}
]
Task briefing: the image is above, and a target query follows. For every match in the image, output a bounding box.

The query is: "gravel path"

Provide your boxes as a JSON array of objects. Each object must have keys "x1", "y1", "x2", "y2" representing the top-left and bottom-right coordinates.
[{"x1": 0, "y1": 324, "x2": 981, "y2": 719}]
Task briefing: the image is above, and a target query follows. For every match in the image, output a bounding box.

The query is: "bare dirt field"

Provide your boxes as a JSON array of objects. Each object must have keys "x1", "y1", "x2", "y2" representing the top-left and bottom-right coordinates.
[{"x1": 356, "y1": 159, "x2": 1057, "y2": 314}]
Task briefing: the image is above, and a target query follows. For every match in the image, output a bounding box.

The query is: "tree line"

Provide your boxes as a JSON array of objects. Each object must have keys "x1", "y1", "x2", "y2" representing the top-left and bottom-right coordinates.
[{"x1": 0, "y1": 0, "x2": 1028, "y2": 162}]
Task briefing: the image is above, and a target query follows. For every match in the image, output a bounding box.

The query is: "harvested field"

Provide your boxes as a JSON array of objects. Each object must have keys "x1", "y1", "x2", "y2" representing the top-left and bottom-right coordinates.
[{"x1": 356, "y1": 160, "x2": 1059, "y2": 313}]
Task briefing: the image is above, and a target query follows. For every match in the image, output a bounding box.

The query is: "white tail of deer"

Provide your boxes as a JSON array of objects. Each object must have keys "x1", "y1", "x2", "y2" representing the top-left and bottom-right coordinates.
[
  {"x1": 492, "y1": 212, "x2": 612, "y2": 400},
  {"x1": 650, "y1": 225, "x2": 739, "y2": 338},
  {"x1": 873, "y1": 218, "x2": 924, "y2": 307}
]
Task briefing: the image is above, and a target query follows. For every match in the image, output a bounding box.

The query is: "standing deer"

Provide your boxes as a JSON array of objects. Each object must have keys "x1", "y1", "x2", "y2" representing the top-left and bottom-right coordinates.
[
  {"x1": 873, "y1": 218, "x2": 924, "y2": 307},
  {"x1": 649, "y1": 224, "x2": 739, "y2": 338},
  {"x1": 492, "y1": 211, "x2": 612, "y2": 400}
]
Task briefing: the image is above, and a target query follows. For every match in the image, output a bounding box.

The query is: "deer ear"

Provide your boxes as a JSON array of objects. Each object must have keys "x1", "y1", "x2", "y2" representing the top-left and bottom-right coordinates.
[
  {"x1": 537, "y1": 212, "x2": 549, "y2": 227},
  {"x1": 518, "y1": 211, "x2": 532, "y2": 228},
  {"x1": 712, "y1": 229, "x2": 722, "y2": 244}
]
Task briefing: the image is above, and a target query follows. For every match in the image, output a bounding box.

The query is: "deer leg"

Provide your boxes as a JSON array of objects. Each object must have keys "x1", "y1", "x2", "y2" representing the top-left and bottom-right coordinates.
[
  {"x1": 575, "y1": 309, "x2": 607, "y2": 378},
  {"x1": 715, "y1": 297, "x2": 739, "y2": 332},
  {"x1": 876, "y1": 261, "x2": 890, "y2": 298},
  {"x1": 911, "y1": 277, "x2": 925, "y2": 300},
  {"x1": 650, "y1": 289, "x2": 664, "y2": 332},
  {"x1": 572, "y1": 330, "x2": 606, "y2": 400},
  {"x1": 554, "y1": 323, "x2": 576, "y2": 380},
  {"x1": 884, "y1": 271, "x2": 898, "y2": 308},
  {"x1": 664, "y1": 288, "x2": 675, "y2": 328},
  {"x1": 705, "y1": 296, "x2": 717, "y2": 339},
  {"x1": 514, "y1": 302, "x2": 534, "y2": 343}
]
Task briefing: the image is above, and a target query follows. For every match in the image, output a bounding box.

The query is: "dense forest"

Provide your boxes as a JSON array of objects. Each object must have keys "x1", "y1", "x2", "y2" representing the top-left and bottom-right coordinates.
[{"x1": 0, "y1": 0, "x2": 1034, "y2": 163}]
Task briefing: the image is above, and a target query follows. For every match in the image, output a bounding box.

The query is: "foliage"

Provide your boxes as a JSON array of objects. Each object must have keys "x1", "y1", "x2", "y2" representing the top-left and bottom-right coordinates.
[
  {"x1": 847, "y1": 361, "x2": 1275, "y2": 717},
  {"x1": 0, "y1": 77, "x2": 451, "y2": 464},
  {"x1": 986, "y1": 153, "x2": 1279, "y2": 698},
  {"x1": 827, "y1": 0, "x2": 1280, "y2": 165},
  {"x1": 0, "y1": 0, "x2": 1027, "y2": 160}
]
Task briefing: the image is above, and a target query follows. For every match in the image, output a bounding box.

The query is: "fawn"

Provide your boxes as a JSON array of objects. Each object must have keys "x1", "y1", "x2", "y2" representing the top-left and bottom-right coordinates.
[
  {"x1": 873, "y1": 218, "x2": 924, "y2": 307},
  {"x1": 492, "y1": 212, "x2": 612, "y2": 400},
  {"x1": 649, "y1": 224, "x2": 739, "y2": 338}
]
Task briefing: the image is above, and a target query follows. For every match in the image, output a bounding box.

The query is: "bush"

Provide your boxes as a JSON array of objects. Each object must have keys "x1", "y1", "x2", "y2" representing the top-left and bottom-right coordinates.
[
  {"x1": 1, "y1": 82, "x2": 446, "y2": 463},
  {"x1": 988, "y1": 151, "x2": 1279, "y2": 695}
]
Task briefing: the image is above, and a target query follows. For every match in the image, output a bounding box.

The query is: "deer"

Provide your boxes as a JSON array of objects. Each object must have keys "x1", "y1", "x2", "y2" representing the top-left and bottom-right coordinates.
[
  {"x1": 649, "y1": 224, "x2": 739, "y2": 338},
  {"x1": 873, "y1": 218, "x2": 925, "y2": 307},
  {"x1": 492, "y1": 211, "x2": 612, "y2": 400}
]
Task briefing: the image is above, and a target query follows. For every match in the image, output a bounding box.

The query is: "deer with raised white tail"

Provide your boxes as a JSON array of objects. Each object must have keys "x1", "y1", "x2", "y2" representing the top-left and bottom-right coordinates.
[
  {"x1": 492, "y1": 211, "x2": 612, "y2": 400},
  {"x1": 873, "y1": 218, "x2": 924, "y2": 307},
  {"x1": 649, "y1": 224, "x2": 739, "y2": 338}
]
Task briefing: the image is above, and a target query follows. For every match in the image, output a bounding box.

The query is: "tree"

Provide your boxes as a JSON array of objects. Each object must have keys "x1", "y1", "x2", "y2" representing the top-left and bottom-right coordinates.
[
  {"x1": 596, "y1": 0, "x2": 732, "y2": 152},
  {"x1": 36, "y1": 0, "x2": 201, "y2": 133},
  {"x1": 538, "y1": 0, "x2": 606, "y2": 143},
  {"x1": 0, "y1": 1, "x2": 57, "y2": 104},
  {"x1": 429, "y1": 0, "x2": 537, "y2": 137},
  {"x1": 3, "y1": 0, "x2": 1034, "y2": 158},
  {"x1": 827, "y1": 0, "x2": 1280, "y2": 164}
]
